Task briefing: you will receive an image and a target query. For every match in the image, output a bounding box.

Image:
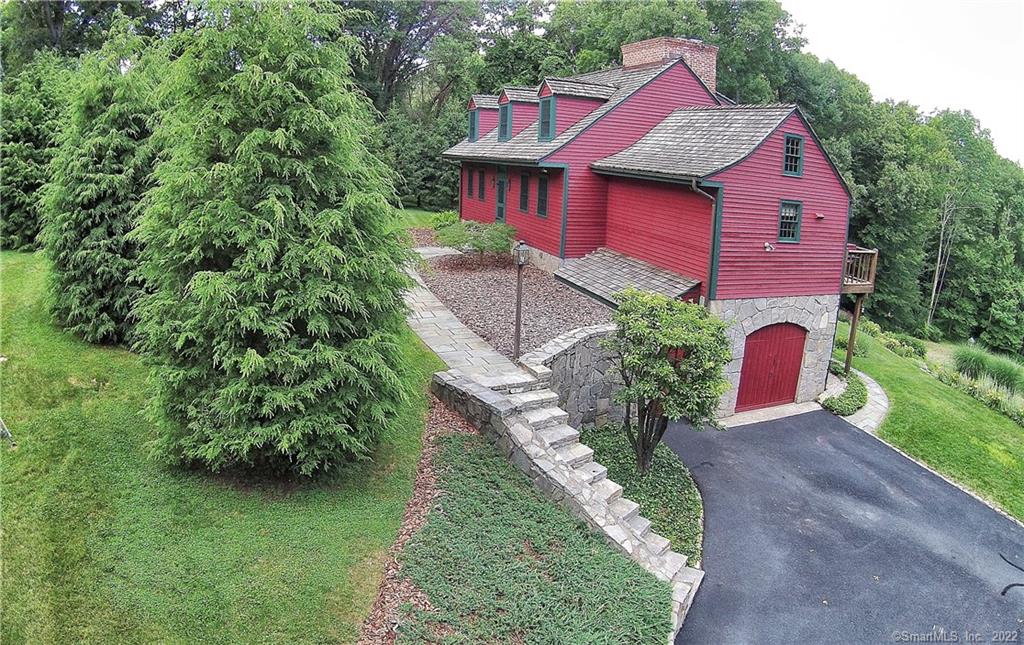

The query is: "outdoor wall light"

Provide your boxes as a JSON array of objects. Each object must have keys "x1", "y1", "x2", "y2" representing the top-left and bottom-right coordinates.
[{"x1": 764, "y1": 241, "x2": 776, "y2": 252}]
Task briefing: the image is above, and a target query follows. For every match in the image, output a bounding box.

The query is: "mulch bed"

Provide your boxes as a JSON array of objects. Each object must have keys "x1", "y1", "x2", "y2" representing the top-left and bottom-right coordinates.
[
  {"x1": 418, "y1": 254, "x2": 613, "y2": 358},
  {"x1": 407, "y1": 227, "x2": 437, "y2": 247},
  {"x1": 357, "y1": 399, "x2": 477, "y2": 645}
]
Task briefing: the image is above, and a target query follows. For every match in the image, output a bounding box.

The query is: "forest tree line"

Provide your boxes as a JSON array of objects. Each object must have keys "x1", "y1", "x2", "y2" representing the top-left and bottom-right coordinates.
[{"x1": 3, "y1": 0, "x2": 1023, "y2": 357}]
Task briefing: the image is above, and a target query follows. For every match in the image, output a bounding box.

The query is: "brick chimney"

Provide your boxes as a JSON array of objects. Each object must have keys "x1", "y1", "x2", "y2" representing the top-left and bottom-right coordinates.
[{"x1": 620, "y1": 37, "x2": 718, "y2": 93}]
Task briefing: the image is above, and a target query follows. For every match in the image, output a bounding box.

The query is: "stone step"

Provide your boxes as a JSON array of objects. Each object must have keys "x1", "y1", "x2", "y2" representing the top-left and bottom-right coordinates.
[
  {"x1": 506, "y1": 389, "x2": 559, "y2": 411},
  {"x1": 672, "y1": 567, "x2": 705, "y2": 621},
  {"x1": 556, "y1": 442, "x2": 594, "y2": 467},
  {"x1": 576, "y1": 461, "x2": 607, "y2": 484},
  {"x1": 474, "y1": 372, "x2": 547, "y2": 394},
  {"x1": 522, "y1": 406, "x2": 568, "y2": 429},
  {"x1": 593, "y1": 478, "x2": 623, "y2": 504},
  {"x1": 662, "y1": 550, "x2": 688, "y2": 580},
  {"x1": 610, "y1": 497, "x2": 640, "y2": 522},
  {"x1": 537, "y1": 423, "x2": 579, "y2": 449},
  {"x1": 646, "y1": 532, "x2": 671, "y2": 557},
  {"x1": 629, "y1": 514, "x2": 652, "y2": 537}
]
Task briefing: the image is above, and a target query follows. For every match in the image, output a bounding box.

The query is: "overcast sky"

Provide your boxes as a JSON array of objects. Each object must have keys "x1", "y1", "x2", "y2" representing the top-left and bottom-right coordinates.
[{"x1": 781, "y1": 0, "x2": 1024, "y2": 164}]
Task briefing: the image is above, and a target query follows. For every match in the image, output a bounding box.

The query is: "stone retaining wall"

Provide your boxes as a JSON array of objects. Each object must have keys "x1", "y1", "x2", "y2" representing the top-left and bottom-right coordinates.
[
  {"x1": 518, "y1": 324, "x2": 622, "y2": 428},
  {"x1": 431, "y1": 369, "x2": 703, "y2": 641}
]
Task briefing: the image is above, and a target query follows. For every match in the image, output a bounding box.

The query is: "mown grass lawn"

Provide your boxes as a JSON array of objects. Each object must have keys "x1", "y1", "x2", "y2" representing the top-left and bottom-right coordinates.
[
  {"x1": 393, "y1": 207, "x2": 435, "y2": 230},
  {"x1": 0, "y1": 251, "x2": 442, "y2": 644},
  {"x1": 838, "y1": 322, "x2": 1024, "y2": 521}
]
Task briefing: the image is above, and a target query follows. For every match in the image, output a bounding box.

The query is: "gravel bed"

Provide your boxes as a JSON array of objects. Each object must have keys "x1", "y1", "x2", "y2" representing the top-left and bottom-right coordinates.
[
  {"x1": 357, "y1": 400, "x2": 477, "y2": 645},
  {"x1": 407, "y1": 227, "x2": 437, "y2": 247},
  {"x1": 418, "y1": 254, "x2": 613, "y2": 358}
]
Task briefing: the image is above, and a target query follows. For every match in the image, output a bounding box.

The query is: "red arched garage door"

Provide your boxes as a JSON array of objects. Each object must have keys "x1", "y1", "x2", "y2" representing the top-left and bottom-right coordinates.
[{"x1": 735, "y1": 323, "x2": 807, "y2": 412}]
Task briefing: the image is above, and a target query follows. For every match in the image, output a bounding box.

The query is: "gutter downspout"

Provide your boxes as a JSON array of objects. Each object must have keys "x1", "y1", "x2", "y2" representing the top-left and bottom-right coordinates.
[{"x1": 691, "y1": 179, "x2": 717, "y2": 307}]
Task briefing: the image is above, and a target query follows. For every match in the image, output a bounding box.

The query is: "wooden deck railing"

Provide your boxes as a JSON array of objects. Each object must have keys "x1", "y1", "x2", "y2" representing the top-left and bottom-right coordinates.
[{"x1": 842, "y1": 244, "x2": 877, "y2": 294}]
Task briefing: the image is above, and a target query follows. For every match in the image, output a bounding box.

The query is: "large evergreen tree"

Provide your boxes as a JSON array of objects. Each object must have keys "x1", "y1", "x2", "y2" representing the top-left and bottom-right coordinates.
[
  {"x1": 41, "y1": 15, "x2": 154, "y2": 344},
  {"x1": 0, "y1": 50, "x2": 70, "y2": 250},
  {"x1": 134, "y1": 0, "x2": 411, "y2": 475}
]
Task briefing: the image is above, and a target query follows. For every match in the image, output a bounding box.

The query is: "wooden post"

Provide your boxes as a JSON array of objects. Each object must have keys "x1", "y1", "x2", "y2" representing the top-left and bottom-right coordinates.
[{"x1": 844, "y1": 293, "x2": 865, "y2": 376}]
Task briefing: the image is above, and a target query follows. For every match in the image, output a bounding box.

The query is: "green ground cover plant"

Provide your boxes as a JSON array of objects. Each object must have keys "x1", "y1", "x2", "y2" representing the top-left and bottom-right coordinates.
[
  {"x1": 836, "y1": 322, "x2": 1024, "y2": 520},
  {"x1": 434, "y1": 220, "x2": 516, "y2": 255},
  {"x1": 398, "y1": 433, "x2": 672, "y2": 643},
  {"x1": 953, "y1": 344, "x2": 1024, "y2": 394},
  {"x1": 821, "y1": 362, "x2": 868, "y2": 416},
  {"x1": 581, "y1": 425, "x2": 703, "y2": 563},
  {"x1": 0, "y1": 251, "x2": 442, "y2": 644}
]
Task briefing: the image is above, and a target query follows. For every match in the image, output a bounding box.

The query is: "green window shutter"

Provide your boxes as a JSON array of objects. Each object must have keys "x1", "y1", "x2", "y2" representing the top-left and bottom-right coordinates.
[
  {"x1": 519, "y1": 173, "x2": 529, "y2": 211},
  {"x1": 478, "y1": 170, "x2": 485, "y2": 199},
  {"x1": 498, "y1": 104, "x2": 511, "y2": 141},
  {"x1": 467, "y1": 167, "x2": 474, "y2": 196},
  {"x1": 468, "y1": 110, "x2": 478, "y2": 141},
  {"x1": 783, "y1": 134, "x2": 804, "y2": 176},
  {"x1": 539, "y1": 97, "x2": 555, "y2": 141},
  {"x1": 537, "y1": 175, "x2": 548, "y2": 217},
  {"x1": 778, "y1": 200, "x2": 802, "y2": 242}
]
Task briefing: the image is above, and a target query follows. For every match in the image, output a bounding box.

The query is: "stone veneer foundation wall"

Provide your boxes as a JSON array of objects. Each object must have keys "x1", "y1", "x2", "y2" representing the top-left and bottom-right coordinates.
[
  {"x1": 519, "y1": 324, "x2": 622, "y2": 428},
  {"x1": 708, "y1": 294, "x2": 840, "y2": 416},
  {"x1": 526, "y1": 243, "x2": 563, "y2": 273}
]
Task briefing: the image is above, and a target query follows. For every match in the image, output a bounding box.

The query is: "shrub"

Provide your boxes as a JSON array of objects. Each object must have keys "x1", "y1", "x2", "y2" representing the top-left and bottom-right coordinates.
[
  {"x1": 835, "y1": 332, "x2": 867, "y2": 357},
  {"x1": 860, "y1": 319, "x2": 883, "y2": 337},
  {"x1": 602, "y1": 289, "x2": 731, "y2": 472},
  {"x1": 435, "y1": 220, "x2": 516, "y2": 256},
  {"x1": 429, "y1": 209, "x2": 459, "y2": 230},
  {"x1": 918, "y1": 323, "x2": 943, "y2": 342},
  {"x1": 41, "y1": 15, "x2": 154, "y2": 344},
  {"x1": 890, "y1": 333, "x2": 927, "y2": 358},
  {"x1": 877, "y1": 332, "x2": 923, "y2": 359},
  {"x1": 134, "y1": 2, "x2": 411, "y2": 475},
  {"x1": 0, "y1": 51, "x2": 70, "y2": 250},
  {"x1": 953, "y1": 344, "x2": 988, "y2": 379},
  {"x1": 821, "y1": 370, "x2": 868, "y2": 416},
  {"x1": 934, "y1": 366, "x2": 1024, "y2": 427}
]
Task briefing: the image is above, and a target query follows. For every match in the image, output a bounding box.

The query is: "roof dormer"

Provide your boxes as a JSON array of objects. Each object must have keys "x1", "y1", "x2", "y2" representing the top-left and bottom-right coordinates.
[
  {"x1": 497, "y1": 87, "x2": 540, "y2": 141},
  {"x1": 467, "y1": 94, "x2": 499, "y2": 142},
  {"x1": 537, "y1": 78, "x2": 615, "y2": 140}
]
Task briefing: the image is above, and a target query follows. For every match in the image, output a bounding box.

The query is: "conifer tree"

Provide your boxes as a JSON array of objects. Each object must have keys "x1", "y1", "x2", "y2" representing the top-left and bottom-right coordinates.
[
  {"x1": 1, "y1": 51, "x2": 70, "y2": 250},
  {"x1": 41, "y1": 15, "x2": 154, "y2": 344},
  {"x1": 134, "y1": 1, "x2": 411, "y2": 475}
]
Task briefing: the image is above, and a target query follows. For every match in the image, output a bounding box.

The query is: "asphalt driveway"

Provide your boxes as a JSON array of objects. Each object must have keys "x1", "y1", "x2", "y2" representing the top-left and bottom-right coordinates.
[{"x1": 665, "y1": 409, "x2": 1024, "y2": 645}]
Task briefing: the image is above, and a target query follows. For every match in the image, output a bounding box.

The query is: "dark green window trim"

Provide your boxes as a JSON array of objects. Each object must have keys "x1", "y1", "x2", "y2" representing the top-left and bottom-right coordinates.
[
  {"x1": 468, "y1": 110, "x2": 479, "y2": 142},
  {"x1": 467, "y1": 167, "x2": 474, "y2": 196},
  {"x1": 498, "y1": 104, "x2": 511, "y2": 141},
  {"x1": 783, "y1": 134, "x2": 804, "y2": 176},
  {"x1": 539, "y1": 96, "x2": 556, "y2": 141},
  {"x1": 478, "y1": 170, "x2": 485, "y2": 200},
  {"x1": 537, "y1": 175, "x2": 548, "y2": 217},
  {"x1": 778, "y1": 200, "x2": 802, "y2": 242},
  {"x1": 519, "y1": 173, "x2": 529, "y2": 211}
]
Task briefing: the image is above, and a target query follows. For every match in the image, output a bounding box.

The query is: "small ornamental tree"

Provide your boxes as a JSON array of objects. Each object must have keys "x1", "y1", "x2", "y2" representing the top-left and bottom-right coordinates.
[
  {"x1": 41, "y1": 14, "x2": 154, "y2": 344},
  {"x1": 603, "y1": 289, "x2": 732, "y2": 473},
  {"x1": 133, "y1": 1, "x2": 412, "y2": 475},
  {"x1": 1, "y1": 51, "x2": 70, "y2": 250}
]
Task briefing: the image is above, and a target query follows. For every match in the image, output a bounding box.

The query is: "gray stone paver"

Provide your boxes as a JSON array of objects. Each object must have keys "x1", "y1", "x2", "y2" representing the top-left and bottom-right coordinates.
[{"x1": 843, "y1": 368, "x2": 890, "y2": 433}]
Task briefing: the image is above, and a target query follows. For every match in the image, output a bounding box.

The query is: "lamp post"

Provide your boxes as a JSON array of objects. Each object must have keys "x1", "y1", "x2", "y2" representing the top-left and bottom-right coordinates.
[{"x1": 513, "y1": 240, "x2": 529, "y2": 359}]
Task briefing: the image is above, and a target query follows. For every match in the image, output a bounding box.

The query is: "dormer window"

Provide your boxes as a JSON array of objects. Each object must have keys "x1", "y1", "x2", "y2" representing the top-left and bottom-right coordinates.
[
  {"x1": 783, "y1": 134, "x2": 803, "y2": 176},
  {"x1": 468, "y1": 110, "x2": 479, "y2": 142},
  {"x1": 539, "y1": 96, "x2": 555, "y2": 141},
  {"x1": 498, "y1": 104, "x2": 511, "y2": 141}
]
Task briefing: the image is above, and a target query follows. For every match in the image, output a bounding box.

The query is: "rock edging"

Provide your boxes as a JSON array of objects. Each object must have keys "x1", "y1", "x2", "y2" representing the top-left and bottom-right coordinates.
[{"x1": 431, "y1": 367, "x2": 703, "y2": 642}]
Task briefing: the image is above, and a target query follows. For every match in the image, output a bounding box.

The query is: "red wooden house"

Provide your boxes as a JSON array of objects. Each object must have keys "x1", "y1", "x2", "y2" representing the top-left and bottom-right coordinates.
[{"x1": 443, "y1": 37, "x2": 875, "y2": 416}]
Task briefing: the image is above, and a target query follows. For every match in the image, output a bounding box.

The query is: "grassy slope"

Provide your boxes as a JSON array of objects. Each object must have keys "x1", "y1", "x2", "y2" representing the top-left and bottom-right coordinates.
[
  {"x1": 398, "y1": 434, "x2": 671, "y2": 643},
  {"x1": 0, "y1": 251, "x2": 442, "y2": 644},
  {"x1": 393, "y1": 208, "x2": 435, "y2": 230},
  {"x1": 838, "y1": 322, "x2": 1024, "y2": 520}
]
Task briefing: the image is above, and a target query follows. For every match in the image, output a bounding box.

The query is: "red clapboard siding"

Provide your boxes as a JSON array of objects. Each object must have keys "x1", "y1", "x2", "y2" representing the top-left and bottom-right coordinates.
[
  {"x1": 498, "y1": 94, "x2": 540, "y2": 139},
  {"x1": 709, "y1": 112, "x2": 849, "y2": 298},
  {"x1": 605, "y1": 176, "x2": 712, "y2": 296},
  {"x1": 459, "y1": 164, "x2": 563, "y2": 259},
  {"x1": 478, "y1": 108, "x2": 499, "y2": 136},
  {"x1": 554, "y1": 96, "x2": 605, "y2": 136},
  {"x1": 546, "y1": 62, "x2": 719, "y2": 258},
  {"x1": 735, "y1": 322, "x2": 806, "y2": 412}
]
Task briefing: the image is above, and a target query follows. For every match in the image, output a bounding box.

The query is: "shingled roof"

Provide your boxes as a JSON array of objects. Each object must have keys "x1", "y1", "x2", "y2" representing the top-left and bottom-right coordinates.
[
  {"x1": 501, "y1": 86, "x2": 540, "y2": 103},
  {"x1": 444, "y1": 61, "x2": 684, "y2": 164},
  {"x1": 590, "y1": 104, "x2": 797, "y2": 180},
  {"x1": 543, "y1": 77, "x2": 617, "y2": 100},
  {"x1": 471, "y1": 94, "x2": 499, "y2": 109}
]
